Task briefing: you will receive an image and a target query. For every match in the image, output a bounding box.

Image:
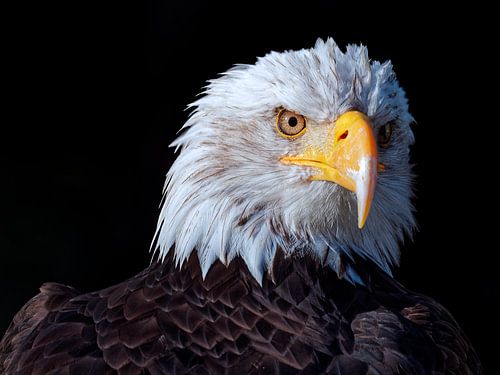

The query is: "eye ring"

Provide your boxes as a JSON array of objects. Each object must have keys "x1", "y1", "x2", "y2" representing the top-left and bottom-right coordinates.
[
  {"x1": 378, "y1": 122, "x2": 394, "y2": 148},
  {"x1": 276, "y1": 109, "x2": 307, "y2": 138}
]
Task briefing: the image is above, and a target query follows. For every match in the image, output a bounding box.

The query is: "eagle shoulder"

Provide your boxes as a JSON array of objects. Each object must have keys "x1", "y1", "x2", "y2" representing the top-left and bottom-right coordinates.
[
  {"x1": 398, "y1": 296, "x2": 483, "y2": 375},
  {"x1": 324, "y1": 272, "x2": 484, "y2": 375},
  {"x1": 0, "y1": 254, "x2": 483, "y2": 375},
  {"x1": 0, "y1": 282, "x2": 80, "y2": 374}
]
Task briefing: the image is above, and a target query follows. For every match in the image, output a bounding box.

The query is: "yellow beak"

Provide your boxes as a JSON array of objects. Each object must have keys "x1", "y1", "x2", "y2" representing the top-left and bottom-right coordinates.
[{"x1": 281, "y1": 111, "x2": 378, "y2": 228}]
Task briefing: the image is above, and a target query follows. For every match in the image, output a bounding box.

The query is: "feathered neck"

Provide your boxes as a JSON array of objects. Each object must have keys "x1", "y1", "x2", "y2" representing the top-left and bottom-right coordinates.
[{"x1": 152, "y1": 39, "x2": 415, "y2": 285}]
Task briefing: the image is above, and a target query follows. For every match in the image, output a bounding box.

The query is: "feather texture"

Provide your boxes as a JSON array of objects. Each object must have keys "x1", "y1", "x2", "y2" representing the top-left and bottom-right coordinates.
[
  {"x1": 153, "y1": 38, "x2": 416, "y2": 283},
  {"x1": 1, "y1": 251, "x2": 482, "y2": 374},
  {"x1": 1, "y1": 38, "x2": 482, "y2": 374}
]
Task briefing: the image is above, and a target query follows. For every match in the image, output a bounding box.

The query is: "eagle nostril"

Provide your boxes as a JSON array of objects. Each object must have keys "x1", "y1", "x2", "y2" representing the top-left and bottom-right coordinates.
[{"x1": 338, "y1": 130, "x2": 349, "y2": 141}]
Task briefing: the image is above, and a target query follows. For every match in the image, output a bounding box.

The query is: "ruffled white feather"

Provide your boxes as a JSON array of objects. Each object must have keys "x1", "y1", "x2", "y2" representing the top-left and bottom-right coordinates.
[{"x1": 152, "y1": 38, "x2": 416, "y2": 284}]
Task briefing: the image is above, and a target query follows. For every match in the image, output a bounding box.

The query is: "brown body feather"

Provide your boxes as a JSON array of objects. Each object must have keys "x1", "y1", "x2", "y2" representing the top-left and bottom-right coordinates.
[{"x1": 0, "y1": 251, "x2": 482, "y2": 374}]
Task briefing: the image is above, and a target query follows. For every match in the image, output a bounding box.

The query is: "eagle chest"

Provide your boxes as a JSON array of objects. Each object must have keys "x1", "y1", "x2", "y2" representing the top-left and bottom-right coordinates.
[{"x1": 86, "y1": 254, "x2": 356, "y2": 374}]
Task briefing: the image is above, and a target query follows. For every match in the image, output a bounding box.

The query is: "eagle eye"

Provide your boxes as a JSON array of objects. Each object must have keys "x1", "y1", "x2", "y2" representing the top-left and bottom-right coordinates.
[
  {"x1": 276, "y1": 109, "x2": 306, "y2": 138},
  {"x1": 378, "y1": 122, "x2": 394, "y2": 148}
]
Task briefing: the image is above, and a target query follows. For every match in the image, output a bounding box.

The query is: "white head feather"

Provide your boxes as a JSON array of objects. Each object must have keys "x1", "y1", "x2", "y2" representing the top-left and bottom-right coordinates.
[{"x1": 153, "y1": 38, "x2": 415, "y2": 284}]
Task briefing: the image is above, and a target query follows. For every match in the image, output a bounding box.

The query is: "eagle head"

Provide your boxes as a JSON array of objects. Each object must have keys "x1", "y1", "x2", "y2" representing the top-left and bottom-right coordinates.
[{"x1": 154, "y1": 38, "x2": 415, "y2": 284}]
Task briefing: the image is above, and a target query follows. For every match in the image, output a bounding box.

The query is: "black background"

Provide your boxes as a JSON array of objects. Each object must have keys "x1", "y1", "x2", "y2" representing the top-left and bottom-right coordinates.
[{"x1": 1, "y1": 1, "x2": 498, "y2": 372}]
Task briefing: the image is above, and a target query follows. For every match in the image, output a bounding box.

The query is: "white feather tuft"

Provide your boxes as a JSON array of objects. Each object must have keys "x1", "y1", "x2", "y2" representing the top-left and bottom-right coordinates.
[{"x1": 153, "y1": 38, "x2": 416, "y2": 283}]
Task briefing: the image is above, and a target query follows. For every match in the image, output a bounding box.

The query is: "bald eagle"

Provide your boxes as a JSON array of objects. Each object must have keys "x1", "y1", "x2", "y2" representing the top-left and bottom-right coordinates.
[{"x1": 1, "y1": 38, "x2": 482, "y2": 374}]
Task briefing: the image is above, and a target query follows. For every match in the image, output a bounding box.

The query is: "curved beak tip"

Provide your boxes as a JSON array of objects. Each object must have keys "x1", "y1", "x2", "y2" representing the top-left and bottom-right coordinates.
[
  {"x1": 354, "y1": 157, "x2": 377, "y2": 229},
  {"x1": 357, "y1": 202, "x2": 370, "y2": 229},
  {"x1": 356, "y1": 191, "x2": 372, "y2": 229}
]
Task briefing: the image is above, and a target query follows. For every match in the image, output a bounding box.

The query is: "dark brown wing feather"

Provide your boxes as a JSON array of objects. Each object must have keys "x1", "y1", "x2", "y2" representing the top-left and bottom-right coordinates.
[{"x1": 1, "y1": 250, "x2": 483, "y2": 374}]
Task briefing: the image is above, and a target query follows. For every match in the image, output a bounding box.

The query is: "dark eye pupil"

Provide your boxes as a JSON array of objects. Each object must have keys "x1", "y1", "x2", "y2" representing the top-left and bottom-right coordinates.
[
  {"x1": 380, "y1": 126, "x2": 388, "y2": 139},
  {"x1": 288, "y1": 117, "x2": 298, "y2": 127}
]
